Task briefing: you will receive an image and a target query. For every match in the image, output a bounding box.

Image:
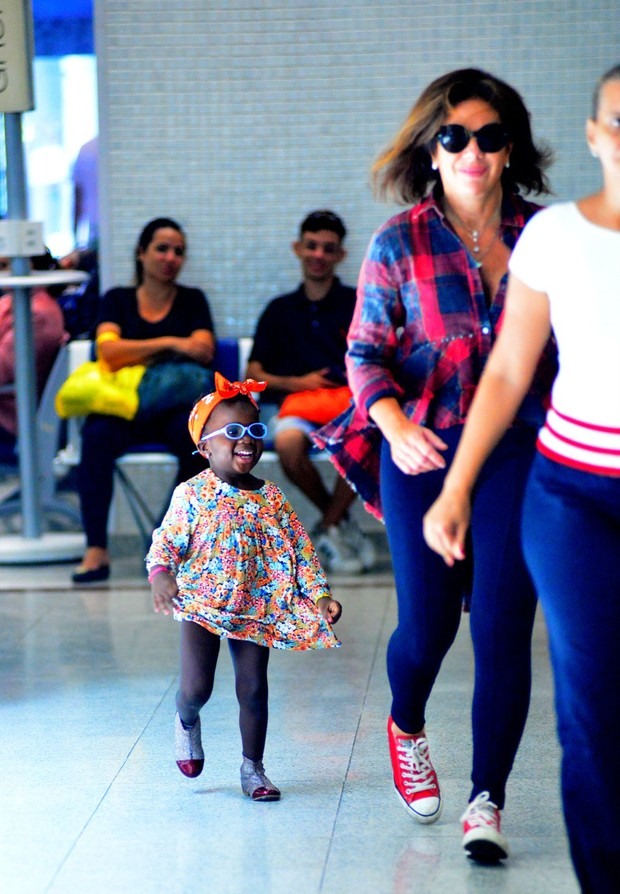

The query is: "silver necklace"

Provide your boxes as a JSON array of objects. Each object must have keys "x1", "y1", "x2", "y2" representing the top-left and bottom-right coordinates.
[
  {"x1": 470, "y1": 230, "x2": 499, "y2": 268},
  {"x1": 446, "y1": 207, "x2": 501, "y2": 268}
]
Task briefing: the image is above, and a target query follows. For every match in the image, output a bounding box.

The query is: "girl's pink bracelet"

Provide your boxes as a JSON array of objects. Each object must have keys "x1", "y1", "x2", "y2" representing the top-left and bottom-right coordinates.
[{"x1": 148, "y1": 566, "x2": 169, "y2": 583}]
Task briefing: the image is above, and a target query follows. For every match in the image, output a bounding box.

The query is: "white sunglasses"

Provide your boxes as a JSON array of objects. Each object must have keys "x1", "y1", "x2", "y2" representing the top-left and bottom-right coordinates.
[{"x1": 199, "y1": 422, "x2": 268, "y2": 443}]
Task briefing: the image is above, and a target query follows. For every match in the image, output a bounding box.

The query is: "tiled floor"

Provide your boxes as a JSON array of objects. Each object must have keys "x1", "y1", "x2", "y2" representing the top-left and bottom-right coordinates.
[{"x1": 0, "y1": 544, "x2": 579, "y2": 894}]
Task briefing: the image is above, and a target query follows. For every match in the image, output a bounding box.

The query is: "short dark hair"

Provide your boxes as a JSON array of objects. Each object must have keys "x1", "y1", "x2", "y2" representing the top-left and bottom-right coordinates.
[
  {"x1": 134, "y1": 217, "x2": 184, "y2": 284},
  {"x1": 591, "y1": 64, "x2": 620, "y2": 119},
  {"x1": 372, "y1": 67, "x2": 553, "y2": 204},
  {"x1": 299, "y1": 210, "x2": 346, "y2": 241}
]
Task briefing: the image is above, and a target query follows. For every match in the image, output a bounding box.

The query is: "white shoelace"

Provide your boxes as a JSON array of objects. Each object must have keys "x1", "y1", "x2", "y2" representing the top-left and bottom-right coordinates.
[
  {"x1": 461, "y1": 791, "x2": 500, "y2": 827},
  {"x1": 396, "y1": 738, "x2": 437, "y2": 796}
]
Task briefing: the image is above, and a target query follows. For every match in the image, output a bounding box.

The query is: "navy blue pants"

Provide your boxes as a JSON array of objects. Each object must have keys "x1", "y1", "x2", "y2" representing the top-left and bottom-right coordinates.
[
  {"x1": 381, "y1": 425, "x2": 538, "y2": 808},
  {"x1": 78, "y1": 408, "x2": 205, "y2": 548},
  {"x1": 523, "y1": 455, "x2": 620, "y2": 894}
]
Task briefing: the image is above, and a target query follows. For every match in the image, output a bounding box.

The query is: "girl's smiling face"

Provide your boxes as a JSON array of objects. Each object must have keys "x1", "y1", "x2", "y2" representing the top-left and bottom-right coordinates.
[{"x1": 197, "y1": 397, "x2": 264, "y2": 487}]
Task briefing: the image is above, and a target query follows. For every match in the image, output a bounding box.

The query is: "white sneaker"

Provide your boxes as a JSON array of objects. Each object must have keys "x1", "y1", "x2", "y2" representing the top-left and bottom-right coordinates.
[
  {"x1": 461, "y1": 791, "x2": 509, "y2": 863},
  {"x1": 314, "y1": 525, "x2": 364, "y2": 574},
  {"x1": 340, "y1": 517, "x2": 376, "y2": 571}
]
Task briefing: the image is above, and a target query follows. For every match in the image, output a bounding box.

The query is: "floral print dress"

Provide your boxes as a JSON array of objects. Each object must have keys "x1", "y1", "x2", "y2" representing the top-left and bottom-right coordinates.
[{"x1": 146, "y1": 469, "x2": 340, "y2": 650}]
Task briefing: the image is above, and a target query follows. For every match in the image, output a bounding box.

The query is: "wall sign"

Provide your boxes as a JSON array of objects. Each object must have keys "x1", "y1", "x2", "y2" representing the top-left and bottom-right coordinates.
[{"x1": 0, "y1": 1, "x2": 35, "y2": 113}]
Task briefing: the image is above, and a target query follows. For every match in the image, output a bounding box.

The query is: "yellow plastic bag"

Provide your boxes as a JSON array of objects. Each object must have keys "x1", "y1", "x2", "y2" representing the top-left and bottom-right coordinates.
[{"x1": 55, "y1": 360, "x2": 147, "y2": 420}]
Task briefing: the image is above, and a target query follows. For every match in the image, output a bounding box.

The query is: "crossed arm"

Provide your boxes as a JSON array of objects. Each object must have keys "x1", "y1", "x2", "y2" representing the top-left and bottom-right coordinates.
[{"x1": 96, "y1": 324, "x2": 215, "y2": 371}]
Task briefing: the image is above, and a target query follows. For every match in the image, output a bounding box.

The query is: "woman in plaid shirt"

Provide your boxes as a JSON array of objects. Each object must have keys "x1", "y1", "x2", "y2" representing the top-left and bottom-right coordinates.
[{"x1": 315, "y1": 68, "x2": 556, "y2": 863}]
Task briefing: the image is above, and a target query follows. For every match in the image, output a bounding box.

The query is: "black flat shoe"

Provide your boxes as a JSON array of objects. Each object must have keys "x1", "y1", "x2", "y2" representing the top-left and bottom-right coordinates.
[{"x1": 71, "y1": 565, "x2": 110, "y2": 584}]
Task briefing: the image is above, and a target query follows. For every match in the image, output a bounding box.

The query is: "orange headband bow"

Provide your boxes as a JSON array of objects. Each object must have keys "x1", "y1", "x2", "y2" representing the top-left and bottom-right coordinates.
[{"x1": 188, "y1": 371, "x2": 267, "y2": 446}]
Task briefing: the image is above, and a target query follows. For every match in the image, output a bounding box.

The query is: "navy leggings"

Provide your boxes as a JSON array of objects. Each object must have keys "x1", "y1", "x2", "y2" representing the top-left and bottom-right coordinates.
[
  {"x1": 523, "y1": 456, "x2": 620, "y2": 894},
  {"x1": 381, "y1": 425, "x2": 538, "y2": 808},
  {"x1": 78, "y1": 408, "x2": 205, "y2": 548}
]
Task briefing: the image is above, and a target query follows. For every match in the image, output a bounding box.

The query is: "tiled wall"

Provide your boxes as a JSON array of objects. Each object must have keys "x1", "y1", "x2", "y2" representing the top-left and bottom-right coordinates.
[{"x1": 96, "y1": 1, "x2": 619, "y2": 338}]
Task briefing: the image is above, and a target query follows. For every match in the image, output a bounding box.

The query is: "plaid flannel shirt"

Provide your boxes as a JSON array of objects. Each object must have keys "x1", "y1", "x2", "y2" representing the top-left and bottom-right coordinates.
[{"x1": 314, "y1": 192, "x2": 557, "y2": 519}]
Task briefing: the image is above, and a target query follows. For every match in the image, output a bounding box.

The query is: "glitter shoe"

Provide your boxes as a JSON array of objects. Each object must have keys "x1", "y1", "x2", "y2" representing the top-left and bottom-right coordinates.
[
  {"x1": 240, "y1": 758, "x2": 281, "y2": 802},
  {"x1": 175, "y1": 712, "x2": 204, "y2": 778}
]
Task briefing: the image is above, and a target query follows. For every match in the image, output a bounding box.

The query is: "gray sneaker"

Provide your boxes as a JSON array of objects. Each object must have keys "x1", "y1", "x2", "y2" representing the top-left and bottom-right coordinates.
[
  {"x1": 314, "y1": 524, "x2": 364, "y2": 574},
  {"x1": 340, "y1": 517, "x2": 377, "y2": 571}
]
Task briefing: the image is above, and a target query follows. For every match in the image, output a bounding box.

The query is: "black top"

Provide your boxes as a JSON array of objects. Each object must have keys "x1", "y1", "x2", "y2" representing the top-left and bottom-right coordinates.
[
  {"x1": 249, "y1": 278, "x2": 356, "y2": 400},
  {"x1": 97, "y1": 285, "x2": 214, "y2": 340}
]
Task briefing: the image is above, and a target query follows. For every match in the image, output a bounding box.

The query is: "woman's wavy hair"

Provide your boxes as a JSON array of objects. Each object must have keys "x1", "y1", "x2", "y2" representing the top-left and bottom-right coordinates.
[
  {"x1": 371, "y1": 67, "x2": 553, "y2": 204},
  {"x1": 591, "y1": 63, "x2": 620, "y2": 118},
  {"x1": 134, "y1": 217, "x2": 184, "y2": 284}
]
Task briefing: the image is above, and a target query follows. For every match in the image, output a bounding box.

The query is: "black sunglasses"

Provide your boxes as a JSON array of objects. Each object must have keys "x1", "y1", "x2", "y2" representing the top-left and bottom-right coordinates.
[{"x1": 434, "y1": 123, "x2": 510, "y2": 154}]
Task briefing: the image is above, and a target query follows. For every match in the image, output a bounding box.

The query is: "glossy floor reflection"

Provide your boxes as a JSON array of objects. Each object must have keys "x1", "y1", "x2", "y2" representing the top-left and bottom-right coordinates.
[{"x1": 0, "y1": 551, "x2": 578, "y2": 894}]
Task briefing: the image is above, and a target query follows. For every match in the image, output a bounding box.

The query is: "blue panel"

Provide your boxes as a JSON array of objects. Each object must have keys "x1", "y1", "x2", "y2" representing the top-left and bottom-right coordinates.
[
  {"x1": 32, "y1": 0, "x2": 93, "y2": 56},
  {"x1": 212, "y1": 338, "x2": 240, "y2": 383},
  {"x1": 33, "y1": 0, "x2": 93, "y2": 18}
]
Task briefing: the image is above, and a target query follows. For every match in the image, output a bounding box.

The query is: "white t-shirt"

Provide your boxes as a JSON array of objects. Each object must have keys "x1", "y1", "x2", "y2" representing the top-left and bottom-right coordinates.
[{"x1": 509, "y1": 201, "x2": 620, "y2": 475}]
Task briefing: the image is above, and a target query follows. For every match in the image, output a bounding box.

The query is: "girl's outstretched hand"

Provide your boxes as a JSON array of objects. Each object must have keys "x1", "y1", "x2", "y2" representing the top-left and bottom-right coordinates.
[
  {"x1": 151, "y1": 570, "x2": 179, "y2": 615},
  {"x1": 423, "y1": 490, "x2": 471, "y2": 567},
  {"x1": 317, "y1": 597, "x2": 342, "y2": 624}
]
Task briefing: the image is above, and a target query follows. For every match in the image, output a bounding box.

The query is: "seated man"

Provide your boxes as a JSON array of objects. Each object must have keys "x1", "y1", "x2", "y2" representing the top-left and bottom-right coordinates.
[{"x1": 246, "y1": 210, "x2": 374, "y2": 574}]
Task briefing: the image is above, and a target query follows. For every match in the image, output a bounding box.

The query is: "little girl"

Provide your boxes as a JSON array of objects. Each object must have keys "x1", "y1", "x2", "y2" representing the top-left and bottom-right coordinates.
[{"x1": 146, "y1": 373, "x2": 342, "y2": 802}]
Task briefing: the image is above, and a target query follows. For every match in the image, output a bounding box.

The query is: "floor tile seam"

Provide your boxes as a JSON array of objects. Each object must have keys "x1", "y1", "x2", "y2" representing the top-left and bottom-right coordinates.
[
  {"x1": 0, "y1": 584, "x2": 149, "y2": 593},
  {"x1": 0, "y1": 575, "x2": 398, "y2": 595},
  {"x1": 41, "y1": 676, "x2": 178, "y2": 893},
  {"x1": 318, "y1": 587, "x2": 394, "y2": 892},
  {"x1": 0, "y1": 604, "x2": 56, "y2": 644}
]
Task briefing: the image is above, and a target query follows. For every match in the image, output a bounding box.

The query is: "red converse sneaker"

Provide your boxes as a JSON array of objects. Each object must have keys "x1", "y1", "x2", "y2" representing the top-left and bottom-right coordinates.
[
  {"x1": 387, "y1": 717, "x2": 442, "y2": 823},
  {"x1": 461, "y1": 791, "x2": 509, "y2": 863}
]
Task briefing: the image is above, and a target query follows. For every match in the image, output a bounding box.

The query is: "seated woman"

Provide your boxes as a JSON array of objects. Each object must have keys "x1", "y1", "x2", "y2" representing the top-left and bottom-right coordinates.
[{"x1": 73, "y1": 217, "x2": 215, "y2": 583}]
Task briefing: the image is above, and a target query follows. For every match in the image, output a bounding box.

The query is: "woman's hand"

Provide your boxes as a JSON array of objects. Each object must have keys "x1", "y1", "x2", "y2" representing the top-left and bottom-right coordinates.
[
  {"x1": 369, "y1": 397, "x2": 448, "y2": 475},
  {"x1": 317, "y1": 596, "x2": 342, "y2": 624},
  {"x1": 387, "y1": 418, "x2": 448, "y2": 475},
  {"x1": 423, "y1": 489, "x2": 470, "y2": 566},
  {"x1": 166, "y1": 331, "x2": 214, "y2": 364},
  {"x1": 151, "y1": 570, "x2": 179, "y2": 614}
]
